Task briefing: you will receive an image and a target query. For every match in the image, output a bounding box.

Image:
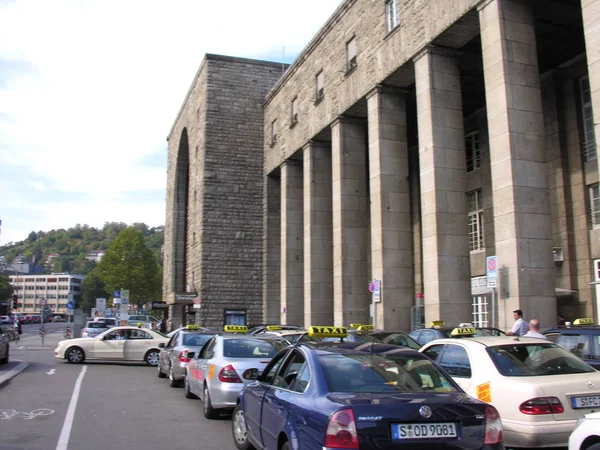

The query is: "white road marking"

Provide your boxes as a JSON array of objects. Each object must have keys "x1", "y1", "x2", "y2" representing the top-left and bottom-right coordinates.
[
  {"x1": 16, "y1": 346, "x2": 24, "y2": 349},
  {"x1": 56, "y1": 365, "x2": 87, "y2": 450},
  {"x1": 0, "y1": 409, "x2": 54, "y2": 420},
  {"x1": 47, "y1": 369, "x2": 56, "y2": 375}
]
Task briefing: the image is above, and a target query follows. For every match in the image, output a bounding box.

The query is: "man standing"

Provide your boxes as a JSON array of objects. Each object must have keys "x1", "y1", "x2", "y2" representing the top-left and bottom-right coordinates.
[
  {"x1": 524, "y1": 319, "x2": 548, "y2": 340},
  {"x1": 506, "y1": 309, "x2": 529, "y2": 336}
]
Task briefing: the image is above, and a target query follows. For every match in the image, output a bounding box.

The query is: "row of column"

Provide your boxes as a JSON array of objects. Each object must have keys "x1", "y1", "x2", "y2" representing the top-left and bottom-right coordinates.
[{"x1": 266, "y1": 0, "x2": 558, "y2": 330}]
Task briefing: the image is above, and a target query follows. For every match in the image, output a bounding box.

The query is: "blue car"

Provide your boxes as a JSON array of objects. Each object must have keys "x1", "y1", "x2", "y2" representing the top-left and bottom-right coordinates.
[{"x1": 232, "y1": 326, "x2": 504, "y2": 450}]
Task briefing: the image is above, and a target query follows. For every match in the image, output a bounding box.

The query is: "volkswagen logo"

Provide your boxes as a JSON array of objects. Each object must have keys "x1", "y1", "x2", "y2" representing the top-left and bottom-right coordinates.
[
  {"x1": 587, "y1": 380, "x2": 595, "y2": 389},
  {"x1": 419, "y1": 406, "x2": 432, "y2": 418}
]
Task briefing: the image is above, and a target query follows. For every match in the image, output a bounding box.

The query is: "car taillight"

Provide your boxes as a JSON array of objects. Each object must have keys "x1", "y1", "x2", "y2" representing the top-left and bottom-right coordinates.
[
  {"x1": 218, "y1": 365, "x2": 242, "y2": 383},
  {"x1": 519, "y1": 397, "x2": 564, "y2": 415},
  {"x1": 83, "y1": 328, "x2": 88, "y2": 333},
  {"x1": 325, "y1": 408, "x2": 359, "y2": 449},
  {"x1": 484, "y1": 406, "x2": 503, "y2": 444},
  {"x1": 178, "y1": 349, "x2": 192, "y2": 363}
]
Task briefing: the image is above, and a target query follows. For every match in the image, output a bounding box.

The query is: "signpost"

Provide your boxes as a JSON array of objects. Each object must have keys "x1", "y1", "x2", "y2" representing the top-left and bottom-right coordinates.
[
  {"x1": 119, "y1": 289, "x2": 130, "y2": 326},
  {"x1": 193, "y1": 298, "x2": 201, "y2": 309}
]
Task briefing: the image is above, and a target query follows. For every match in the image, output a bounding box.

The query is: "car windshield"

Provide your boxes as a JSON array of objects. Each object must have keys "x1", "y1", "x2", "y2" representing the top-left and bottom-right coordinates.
[
  {"x1": 223, "y1": 339, "x2": 278, "y2": 358},
  {"x1": 182, "y1": 333, "x2": 212, "y2": 347},
  {"x1": 487, "y1": 342, "x2": 596, "y2": 376},
  {"x1": 370, "y1": 333, "x2": 421, "y2": 350},
  {"x1": 87, "y1": 322, "x2": 108, "y2": 329},
  {"x1": 319, "y1": 352, "x2": 458, "y2": 393}
]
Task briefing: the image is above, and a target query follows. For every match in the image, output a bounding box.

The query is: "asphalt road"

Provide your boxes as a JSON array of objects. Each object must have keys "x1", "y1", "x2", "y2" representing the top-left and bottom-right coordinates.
[{"x1": 0, "y1": 322, "x2": 234, "y2": 450}]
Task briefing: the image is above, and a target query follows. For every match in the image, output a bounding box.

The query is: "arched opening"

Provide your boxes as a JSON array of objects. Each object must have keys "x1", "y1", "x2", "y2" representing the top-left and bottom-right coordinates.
[{"x1": 172, "y1": 128, "x2": 190, "y2": 294}]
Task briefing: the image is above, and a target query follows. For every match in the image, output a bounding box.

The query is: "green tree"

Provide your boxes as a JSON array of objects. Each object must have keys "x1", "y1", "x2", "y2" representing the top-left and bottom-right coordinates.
[
  {"x1": 95, "y1": 228, "x2": 162, "y2": 307},
  {"x1": 80, "y1": 270, "x2": 108, "y2": 312},
  {"x1": 0, "y1": 271, "x2": 14, "y2": 303}
]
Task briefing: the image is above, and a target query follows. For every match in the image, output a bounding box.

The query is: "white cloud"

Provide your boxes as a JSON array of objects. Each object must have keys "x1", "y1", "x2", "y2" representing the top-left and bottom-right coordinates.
[{"x1": 0, "y1": 0, "x2": 343, "y2": 245}]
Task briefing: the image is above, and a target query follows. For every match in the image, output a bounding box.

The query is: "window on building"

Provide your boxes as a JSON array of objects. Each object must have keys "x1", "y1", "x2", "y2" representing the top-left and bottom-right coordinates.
[
  {"x1": 580, "y1": 76, "x2": 597, "y2": 162},
  {"x1": 472, "y1": 295, "x2": 489, "y2": 327},
  {"x1": 316, "y1": 71, "x2": 324, "y2": 102},
  {"x1": 468, "y1": 190, "x2": 484, "y2": 252},
  {"x1": 346, "y1": 37, "x2": 357, "y2": 72},
  {"x1": 291, "y1": 97, "x2": 298, "y2": 126},
  {"x1": 591, "y1": 184, "x2": 600, "y2": 228},
  {"x1": 271, "y1": 119, "x2": 277, "y2": 145},
  {"x1": 224, "y1": 309, "x2": 246, "y2": 326},
  {"x1": 385, "y1": 0, "x2": 400, "y2": 32},
  {"x1": 465, "y1": 131, "x2": 481, "y2": 172}
]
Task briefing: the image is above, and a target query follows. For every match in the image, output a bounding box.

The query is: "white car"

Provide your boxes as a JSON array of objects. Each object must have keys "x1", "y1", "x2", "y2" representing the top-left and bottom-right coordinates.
[
  {"x1": 569, "y1": 411, "x2": 600, "y2": 450},
  {"x1": 55, "y1": 326, "x2": 168, "y2": 366},
  {"x1": 420, "y1": 332, "x2": 600, "y2": 448}
]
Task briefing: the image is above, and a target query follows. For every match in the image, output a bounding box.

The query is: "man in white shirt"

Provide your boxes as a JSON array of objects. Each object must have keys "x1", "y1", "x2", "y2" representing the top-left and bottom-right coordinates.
[
  {"x1": 524, "y1": 319, "x2": 548, "y2": 340},
  {"x1": 506, "y1": 309, "x2": 529, "y2": 336}
]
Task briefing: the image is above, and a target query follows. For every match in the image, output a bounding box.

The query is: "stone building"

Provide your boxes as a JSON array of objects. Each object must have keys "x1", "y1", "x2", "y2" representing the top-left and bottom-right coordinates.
[
  {"x1": 163, "y1": 55, "x2": 286, "y2": 329},
  {"x1": 263, "y1": 0, "x2": 600, "y2": 332},
  {"x1": 164, "y1": 0, "x2": 600, "y2": 332}
]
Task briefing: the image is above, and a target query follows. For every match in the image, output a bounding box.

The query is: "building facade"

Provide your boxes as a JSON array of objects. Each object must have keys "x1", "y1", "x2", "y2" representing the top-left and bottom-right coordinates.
[
  {"x1": 164, "y1": 0, "x2": 600, "y2": 332},
  {"x1": 9, "y1": 273, "x2": 84, "y2": 314},
  {"x1": 263, "y1": 0, "x2": 600, "y2": 331},
  {"x1": 163, "y1": 55, "x2": 286, "y2": 329}
]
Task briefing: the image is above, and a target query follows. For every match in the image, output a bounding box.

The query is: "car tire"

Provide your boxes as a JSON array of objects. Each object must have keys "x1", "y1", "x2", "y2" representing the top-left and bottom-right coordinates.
[
  {"x1": 66, "y1": 347, "x2": 85, "y2": 364},
  {"x1": 586, "y1": 445, "x2": 600, "y2": 450},
  {"x1": 232, "y1": 403, "x2": 254, "y2": 450},
  {"x1": 184, "y1": 374, "x2": 197, "y2": 399},
  {"x1": 169, "y1": 366, "x2": 181, "y2": 387},
  {"x1": 280, "y1": 440, "x2": 290, "y2": 450},
  {"x1": 145, "y1": 349, "x2": 160, "y2": 366},
  {"x1": 203, "y1": 383, "x2": 219, "y2": 419},
  {"x1": 0, "y1": 346, "x2": 8, "y2": 365},
  {"x1": 157, "y1": 363, "x2": 167, "y2": 378}
]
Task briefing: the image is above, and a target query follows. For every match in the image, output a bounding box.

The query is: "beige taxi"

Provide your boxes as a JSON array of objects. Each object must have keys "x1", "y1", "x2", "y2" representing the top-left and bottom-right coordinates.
[
  {"x1": 420, "y1": 329, "x2": 600, "y2": 448},
  {"x1": 54, "y1": 326, "x2": 168, "y2": 366}
]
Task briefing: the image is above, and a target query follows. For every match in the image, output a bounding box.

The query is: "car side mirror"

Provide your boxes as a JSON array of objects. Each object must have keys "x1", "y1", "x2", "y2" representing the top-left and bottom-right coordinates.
[
  {"x1": 242, "y1": 368, "x2": 260, "y2": 380},
  {"x1": 158, "y1": 343, "x2": 165, "y2": 348},
  {"x1": 187, "y1": 351, "x2": 195, "y2": 359}
]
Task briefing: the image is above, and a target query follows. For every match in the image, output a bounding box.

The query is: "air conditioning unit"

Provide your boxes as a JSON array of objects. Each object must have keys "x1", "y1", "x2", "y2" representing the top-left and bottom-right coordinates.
[{"x1": 553, "y1": 247, "x2": 564, "y2": 262}]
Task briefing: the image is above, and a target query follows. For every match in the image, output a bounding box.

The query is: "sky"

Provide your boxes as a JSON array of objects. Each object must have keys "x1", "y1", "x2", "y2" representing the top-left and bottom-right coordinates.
[{"x1": 0, "y1": 0, "x2": 343, "y2": 246}]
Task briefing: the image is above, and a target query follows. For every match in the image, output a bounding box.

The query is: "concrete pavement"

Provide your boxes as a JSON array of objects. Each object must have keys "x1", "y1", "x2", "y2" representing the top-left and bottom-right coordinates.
[{"x1": 0, "y1": 359, "x2": 29, "y2": 388}]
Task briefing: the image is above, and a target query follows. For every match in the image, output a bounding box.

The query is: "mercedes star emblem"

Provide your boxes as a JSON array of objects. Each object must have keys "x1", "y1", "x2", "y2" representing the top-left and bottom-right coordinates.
[
  {"x1": 419, "y1": 406, "x2": 432, "y2": 418},
  {"x1": 587, "y1": 380, "x2": 595, "y2": 389}
]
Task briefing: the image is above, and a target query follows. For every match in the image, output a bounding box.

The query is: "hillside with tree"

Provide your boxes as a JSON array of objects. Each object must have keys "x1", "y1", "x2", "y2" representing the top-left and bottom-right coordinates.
[{"x1": 0, "y1": 222, "x2": 164, "y2": 275}]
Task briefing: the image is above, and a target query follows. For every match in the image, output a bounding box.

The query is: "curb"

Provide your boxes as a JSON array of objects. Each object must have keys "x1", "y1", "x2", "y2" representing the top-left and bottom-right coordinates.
[{"x1": 0, "y1": 360, "x2": 30, "y2": 388}]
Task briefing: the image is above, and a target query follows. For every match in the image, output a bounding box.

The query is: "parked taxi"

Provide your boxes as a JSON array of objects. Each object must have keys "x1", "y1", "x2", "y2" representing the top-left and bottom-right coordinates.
[
  {"x1": 545, "y1": 318, "x2": 600, "y2": 370},
  {"x1": 232, "y1": 325, "x2": 503, "y2": 450},
  {"x1": 420, "y1": 327, "x2": 600, "y2": 448},
  {"x1": 184, "y1": 325, "x2": 284, "y2": 419},
  {"x1": 54, "y1": 326, "x2": 169, "y2": 366}
]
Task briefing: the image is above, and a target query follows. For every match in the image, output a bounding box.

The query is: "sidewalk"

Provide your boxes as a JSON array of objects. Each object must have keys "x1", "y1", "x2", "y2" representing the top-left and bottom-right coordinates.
[{"x1": 0, "y1": 359, "x2": 29, "y2": 387}]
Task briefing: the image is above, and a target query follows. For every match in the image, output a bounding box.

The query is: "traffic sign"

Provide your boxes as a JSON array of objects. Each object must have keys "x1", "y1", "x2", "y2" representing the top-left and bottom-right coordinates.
[
  {"x1": 486, "y1": 256, "x2": 498, "y2": 287},
  {"x1": 113, "y1": 291, "x2": 121, "y2": 298},
  {"x1": 66, "y1": 301, "x2": 74, "y2": 309},
  {"x1": 39, "y1": 299, "x2": 47, "y2": 306},
  {"x1": 193, "y1": 297, "x2": 201, "y2": 309},
  {"x1": 121, "y1": 290, "x2": 129, "y2": 299}
]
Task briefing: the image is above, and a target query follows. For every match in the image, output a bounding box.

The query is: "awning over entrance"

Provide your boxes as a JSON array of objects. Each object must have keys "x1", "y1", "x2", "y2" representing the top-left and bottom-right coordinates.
[{"x1": 555, "y1": 288, "x2": 577, "y2": 294}]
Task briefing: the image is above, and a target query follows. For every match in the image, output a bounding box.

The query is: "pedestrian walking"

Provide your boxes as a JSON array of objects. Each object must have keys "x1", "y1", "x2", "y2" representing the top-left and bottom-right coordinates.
[
  {"x1": 506, "y1": 309, "x2": 529, "y2": 336},
  {"x1": 523, "y1": 319, "x2": 548, "y2": 340}
]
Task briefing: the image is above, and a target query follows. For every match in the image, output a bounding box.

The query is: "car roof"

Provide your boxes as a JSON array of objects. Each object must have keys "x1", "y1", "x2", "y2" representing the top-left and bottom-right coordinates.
[
  {"x1": 545, "y1": 326, "x2": 600, "y2": 332},
  {"x1": 297, "y1": 340, "x2": 426, "y2": 358},
  {"x1": 423, "y1": 335, "x2": 556, "y2": 347}
]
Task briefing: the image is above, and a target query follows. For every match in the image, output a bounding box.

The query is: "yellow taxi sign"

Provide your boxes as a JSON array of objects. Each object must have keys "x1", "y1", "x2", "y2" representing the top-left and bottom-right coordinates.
[
  {"x1": 349, "y1": 323, "x2": 363, "y2": 329},
  {"x1": 224, "y1": 325, "x2": 248, "y2": 333},
  {"x1": 451, "y1": 327, "x2": 477, "y2": 337},
  {"x1": 307, "y1": 326, "x2": 348, "y2": 338},
  {"x1": 266, "y1": 325, "x2": 282, "y2": 331},
  {"x1": 431, "y1": 320, "x2": 445, "y2": 328},
  {"x1": 356, "y1": 325, "x2": 374, "y2": 331},
  {"x1": 573, "y1": 318, "x2": 594, "y2": 326},
  {"x1": 185, "y1": 324, "x2": 201, "y2": 330}
]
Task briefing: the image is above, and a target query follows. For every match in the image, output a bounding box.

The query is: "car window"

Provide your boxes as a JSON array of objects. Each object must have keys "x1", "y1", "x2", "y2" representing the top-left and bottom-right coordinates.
[
  {"x1": 592, "y1": 335, "x2": 600, "y2": 360},
  {"x1": 199, "y1": 338, "x2": 216, "y2": 359},
  {"x1": 87, "y1": 322, "x2": 108, "y2": 329},
  {"x1": 128, "y1": 330, "x2": 152, "y2": 340},
  {"x1": 260, "y1": 351, "x2": 288, "y2": 385},
  {"x1": 105, "y1": 330, "x2": 127, "y2": 340},
  {"x1": 487, "y1": 343, "x2": 596, "y2": 376},
  {"x1": 167, "y1": 332, "x2": 179, "y2": 348},
  {"x1": 556, "y1": 334, "x2": 586, "y2": 358},
  {"x1": 422, "y1": 344, "x2": 445, "y2": 361},
  {"x1": 319, "y1": 353, "x2": 457, "y2": 393},
  {"x1": 182, "y1": 333, "x2": 212, "y2": 347},
  {"x1": 223, "y1": 339, "x2": 277, "y2": 358},
  {"x1": 376, "y1": 333, "x2": 421, "y2": 350},
  {"x1": 437, "y1": 345, "x2": 471, "y2": 378},
  {"x1": 273, "y1": 351, "x2": 307, "y2": 391}
]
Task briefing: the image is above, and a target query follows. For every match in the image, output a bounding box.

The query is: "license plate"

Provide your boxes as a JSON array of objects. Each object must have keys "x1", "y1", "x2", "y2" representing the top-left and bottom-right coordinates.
[
  {"x1": 392, "y1": 423, "x2": 457, "y2": 439},
  {"x1": 571, "y1": 395, "x2": 600, "y2": 409}
]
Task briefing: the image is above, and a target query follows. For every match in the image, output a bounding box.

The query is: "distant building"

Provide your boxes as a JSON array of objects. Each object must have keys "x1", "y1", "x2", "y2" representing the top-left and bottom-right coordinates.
[
  {"x1": 45, "y1": 253, "x2": 60, "y2": 265},
  {"x1": 1, "y1": 263, "x2": 43, "y2": 275},
  {"x1": 8, "y1": 273, "x2": 84, "y2": 314},
  {"x1": 85, "y1": 250, "x2": 105, "y2": 263}
]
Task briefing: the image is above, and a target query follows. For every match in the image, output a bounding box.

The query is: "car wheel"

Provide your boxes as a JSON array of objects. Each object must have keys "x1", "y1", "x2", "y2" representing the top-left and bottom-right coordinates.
[
  {"x1": 184, "y1": 373, "x2": 197, "y2": 399},
  {"x1": 232, "y1": 403, "x2": 254, "y2": 450},
  {"x1": 280, "y1": 440, "x2": 290, "y2": 450},
  {"x1": 157, "y1": 362, "x2": 167, "y2": 378},
  {"x1": 586, "y1": 445, "x2": 600, "y2": 450},
  {"x1": 0, "y1": 347, "x2": 8, "y2": 365},
  {"x1": 169, "y1": 366, "x2": 181, "y2": 387},
  {"x1": 145, "y1": 350, "x2": 160, "y2": 366},
  {"x1": 66, "y1": 347, "x2": 84, "y2": 364},
  {"x1": 203, "y1": 383, "x2": 219, "y2": 419}
]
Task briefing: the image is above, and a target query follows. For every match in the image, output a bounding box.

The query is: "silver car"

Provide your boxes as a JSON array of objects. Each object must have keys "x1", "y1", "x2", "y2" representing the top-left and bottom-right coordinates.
[
  {"x1": 157, "y1": 327, "x2": 216, "y2": 387},
  {"x1": 82, "y1": 321, "x2": 109, "y2": 338},
  {"x1": 184, "y1": 334, "x2": 284, "y2": 419}
]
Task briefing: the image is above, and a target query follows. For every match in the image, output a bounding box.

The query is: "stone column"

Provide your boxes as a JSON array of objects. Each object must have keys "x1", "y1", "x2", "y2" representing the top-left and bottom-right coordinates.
[
  {"x1": 264, "y1": 175, "x2": 281, "y2": 323},
  {"x1": 331, "y1": 117, "x2": 370, "y2": 326},
  {"x1": 581, "y1": 0, "x2": 600, "y2": 176},
  {"x1": 366, "y1": 86, "x2": 414, "y2": 330},
  {"x1": 281, "y1": 161, "x2": 304, "y2": 325},
  {"x1": 303, "y1": 141, "x2": 334, "y2": 327},
  {"x1": 479, "y1": 0, "x2": 555, "y2": 329},
  {"x1": 414, "y1": 45, "x2": 471, "y2": 325}
]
